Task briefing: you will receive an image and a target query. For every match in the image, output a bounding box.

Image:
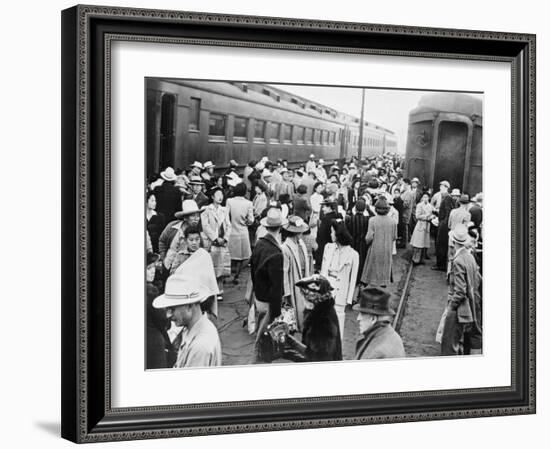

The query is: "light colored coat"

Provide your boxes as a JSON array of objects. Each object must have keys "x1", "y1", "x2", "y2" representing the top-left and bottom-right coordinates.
[
  {"x1": 282, "y1": 237, "x2": 311, "y2": 331},
  {"x1": 411, "y1": 202, "x2": 434, "y2": 248},
  {"x1": 174, "y1": 313, "x2": 222, "y2": 368},
  {"x1": 321, "y1": 243, "x2": 359, "y2": 307},
  {"x1": 355, "y1": 323, "x2": 406, "y2": 359},
  {"x1": 361, "y1": 214, "x2": 397, "y2": 286},
  {"x1": 226, "y1": 196, "x2": 254, "y2": 260}
]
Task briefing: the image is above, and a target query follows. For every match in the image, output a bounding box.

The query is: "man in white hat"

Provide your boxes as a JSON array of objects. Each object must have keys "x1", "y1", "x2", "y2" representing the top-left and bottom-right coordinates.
[
  {"x1": 440, "y1": 224, "x2": 482, "y2": 356},
  {"x1": 201, "y1": 161, "x2": 216, "y2": 189},
  {"x1": 305, "y1": 154, "x2": 316, "y2": 174},
  {"x1": 272, "y1": 167, "x2": 295, "y2": 201},
  {"x1": 315, "y1": 159, "x2": 327, "y2": 183},
  {"x1": 153, "y1": 277, "x2": 222, "y2": 368},
  {"x1": 160, "y1": 199, "x2": 204, "y2": 270},
  {"x1": 190, "y1": 161, "x2": 203, "y2": 177},
  {"x1": 153, "y1": 167, "x2": 183, "y2": 222},
  {"x1": 188, "y1": 175, "x2": 208, "y2": 208},
  {"x1": 250, "y1": 207, "x2": 287, "y2": 362}
]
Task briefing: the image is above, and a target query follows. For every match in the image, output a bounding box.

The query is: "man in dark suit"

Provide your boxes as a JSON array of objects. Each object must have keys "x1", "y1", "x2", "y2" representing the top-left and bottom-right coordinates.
[
  {"x1": 153, "y1": 167, "x2": 183, "y2": 223},
  {"x1": 292, "y1": 184, "x2": 312, "y2": 222},
  {"x1": 251, "y1": 207, "x2": 286, "y2": 363},
  {"x1": 188, "y1": 175, "x2": 209, "y2": 208},
  {"x1": 433, "y1": 183, "x2": 454, "y2": 271}
]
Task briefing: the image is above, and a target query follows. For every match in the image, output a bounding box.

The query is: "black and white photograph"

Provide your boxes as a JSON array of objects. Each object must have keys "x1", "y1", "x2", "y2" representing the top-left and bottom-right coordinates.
[{"x1": 144, "y1": 79, "x2": 483, "y2": 369}]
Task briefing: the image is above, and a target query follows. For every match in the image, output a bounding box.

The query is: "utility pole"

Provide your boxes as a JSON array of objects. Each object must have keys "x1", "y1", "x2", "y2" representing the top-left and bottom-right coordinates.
[{"x1": 357, "y1": 88, "x2": 365, "y2": 161}]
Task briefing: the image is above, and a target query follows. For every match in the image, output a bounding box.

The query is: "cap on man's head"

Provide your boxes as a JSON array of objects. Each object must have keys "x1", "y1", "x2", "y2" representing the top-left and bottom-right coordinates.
[{"x1": 439, "y1": 180, "x2": 450, "y2": 189}]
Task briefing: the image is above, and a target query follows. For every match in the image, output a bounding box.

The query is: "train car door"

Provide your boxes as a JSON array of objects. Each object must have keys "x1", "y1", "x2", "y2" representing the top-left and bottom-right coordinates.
[
  {"x1": 159, "y1": 93, "x2": 176, "y2": 170},
  {"x1": 432, "y1": 120, "x2": 469, "y2": 192}
]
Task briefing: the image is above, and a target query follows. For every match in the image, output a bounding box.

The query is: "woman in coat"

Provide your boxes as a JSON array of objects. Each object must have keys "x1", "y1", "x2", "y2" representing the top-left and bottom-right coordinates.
[
  {"x1": 201, "y1": 187, "x2": 232, "y2": 292},
  {"x1": 410, "y1": 193, "x2": 434, "y2": 264},
  {"x1": 321, "y1": 220, "x2": 359, "y2": 340},
  {"x1": 226, "y1": 182, "x2": 254, "y2": 284},
  {"x1": 281, "y1": 215, "x2": 311, "y2": 332},
  {"x1": 146, "y1": 191, "x2": 165, "y2": 254},
  {"x1": 361, "y1": 197, "x2": 397, "y2": 287}
]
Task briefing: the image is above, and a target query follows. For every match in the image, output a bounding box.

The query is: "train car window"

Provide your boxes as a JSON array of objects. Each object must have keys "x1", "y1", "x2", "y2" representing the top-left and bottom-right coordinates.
[
  {"x1": 290, "y1": 98, "x2": 298, "y2": 105},
  {"x1": 269, "y1": 122, "x2": 281, "y2": 143},
  {"x1": 305, "y1": 128, "x2": 313, "y2": 145},
  {"x1": 283, "y1": 124, "x2": 292, "y2": 143},
  {"x1": 262, "y1": 88, "x2": 271, "y2": 97},
  {"x1": 208, "y1": 113, "x2": 226, "y2": 140},
  {"x1": 189, "y1": 98, "x2": 201, "y2": 131},
  {"x1": 253, "y1": 120, "x2": 266, "y2": 142},
  {"x1": 321, "y1": 130, "x2": 328, "y2": 145},
  {"x1": 314, "y1": 129, "x2": 320, "y2": 144},
  {"x1": 296, "y1": 126, "x2": 305, "y2": 145},
  {"x1": 330, "y1": 131, "x2": 336, "y2": 145},
  {"x1": 234, "y1": 117, "x2": 248, "y2": 142}
]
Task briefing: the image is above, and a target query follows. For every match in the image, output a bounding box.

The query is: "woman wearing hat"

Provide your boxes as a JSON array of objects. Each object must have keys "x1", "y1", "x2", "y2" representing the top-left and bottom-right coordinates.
[
  {"x1": 360, "y1": 197, "x2": 397, "y2": 288},
  {"x1": 410, "y1": 192, "x2": 435, "y2": 265},
  {"x1": 295, "y1": 274, "x2": 342, "y2": 362},
  {"x1": 226, "y1": 182, "x2": 254, "y2": 285},
  {"x1": 353, "y1": 287, "x2": 405, "y2": 360},
  {"x1": 281, "y1": 216, "x2": 311, "y2": 332},
  {"x1": 320, "y1": 220, "x2": 359, "y2": 340},
  {"x1": 201, "y1": 187, "x2": 232, "y2": 293}
]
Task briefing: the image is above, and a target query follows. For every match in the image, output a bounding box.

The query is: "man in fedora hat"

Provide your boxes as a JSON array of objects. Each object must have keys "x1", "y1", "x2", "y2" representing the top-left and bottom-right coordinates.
[
  {"x1": 441, "y1": 224, "x2": 482, "y2": 356},
  {"x1": 250, "y1": 207, "x2": 287, "y2": 362},
  {"x1": 188, "y1": 175, "x2": 209, "y2": 208},
  {"x1": 201, "y1": 161, "x2": 216, "y2": 190},
  {"x1": 153, "y1": 277, "x2": 222, "y2": 368},
  {"x1": 353, "y1": 287, "x2": 405, "y2": 360},
  {"x1": 153, "y1": 167, "x2": 183, "y2": 222}
]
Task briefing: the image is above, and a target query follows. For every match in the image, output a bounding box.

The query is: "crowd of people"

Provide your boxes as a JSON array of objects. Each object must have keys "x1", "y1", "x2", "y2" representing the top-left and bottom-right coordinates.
[{"x1": 145, "y1": 153, "x2": 484, "y2": 369}]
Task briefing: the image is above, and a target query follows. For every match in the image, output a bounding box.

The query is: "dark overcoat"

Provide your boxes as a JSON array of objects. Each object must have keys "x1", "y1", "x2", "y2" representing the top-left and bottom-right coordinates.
[
  {"x1": 250, "y1": 233, "x2": 284, "y2": 319},
  {"x1": 153, "y1": 181, "x2": 182, "y2": 222}
]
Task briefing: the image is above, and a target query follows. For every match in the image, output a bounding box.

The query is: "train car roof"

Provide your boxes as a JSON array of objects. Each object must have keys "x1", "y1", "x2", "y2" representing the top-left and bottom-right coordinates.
[
  {"x1": 154, "y1": 78, "x2": 395, "y2": 135},
  {"x1": 409, "y1": 92, "x2": 482, "y2": 117}
]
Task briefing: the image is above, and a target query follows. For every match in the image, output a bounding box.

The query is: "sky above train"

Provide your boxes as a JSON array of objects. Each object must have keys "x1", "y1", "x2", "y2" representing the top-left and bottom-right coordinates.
[{"x1": 269, "y1": 84, "x2": 482, "y2": 155}]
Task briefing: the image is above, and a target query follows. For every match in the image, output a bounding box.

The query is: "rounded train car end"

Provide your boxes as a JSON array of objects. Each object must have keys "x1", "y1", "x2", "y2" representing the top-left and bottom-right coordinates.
[{"x1": 404, "y1": 92, "x2": 482, "y2": 196}]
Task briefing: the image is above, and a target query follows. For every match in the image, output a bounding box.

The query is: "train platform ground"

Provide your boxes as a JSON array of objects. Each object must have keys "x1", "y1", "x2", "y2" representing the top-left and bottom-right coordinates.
[{"x1": 216, "y1": 246, "x2": 448, "y2": 366}]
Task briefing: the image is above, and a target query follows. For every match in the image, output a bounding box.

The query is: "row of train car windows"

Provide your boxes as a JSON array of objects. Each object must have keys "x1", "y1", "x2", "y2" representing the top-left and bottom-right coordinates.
[
  {"x1": 350, "y1": 134, "x2": 384, "y2": 148},
  {"x1": 205, "y1": 112, "x2": 337, "y2": 145}
]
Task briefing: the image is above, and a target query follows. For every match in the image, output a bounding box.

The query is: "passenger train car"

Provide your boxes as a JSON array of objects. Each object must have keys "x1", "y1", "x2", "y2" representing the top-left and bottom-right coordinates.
[
  {"x1": 146, "y1": 79, "x2": 397, "y2": 176},
  {"x1": 404, "y1": 92, "x2": 482, "y2": 196}
]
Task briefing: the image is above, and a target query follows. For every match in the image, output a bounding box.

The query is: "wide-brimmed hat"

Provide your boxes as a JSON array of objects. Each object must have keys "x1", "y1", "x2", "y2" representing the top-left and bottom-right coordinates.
[
  {"x1": 319, "y1": 158, "x2": 325, "y2": 164},
  {"x1": 450, "y1": 224, "x2": 470, "y2": 246},
  {"x1": 295, "y1": 274, "x2": 333, "y2": 295},
  {"x1": 451, "y1": 188, "x2": 461, "y2": 196},
  {"x1": 229, "y1": 159, "x2": 238, "y2": 167},
  {"x1": 225, "y1": 171, "x2": 242, "y2": 187},
  {"x1": 260, "y1": 207, "x2": 287, "y2": 227},
  {"x1": 283, "y1": 215, "x2": 309, "y2": 233},
  {"x1": 411, "y1": 177, "x2": 420, "y2": 184},
  {"x1": 439, "y1": 180, "x2": 450, "y2": 189},
  {"x1": 190, "y1": 161, "x2": 203, "y2": 170},
  {"x1": 459, "y1": 194, "x2": 470, "y2": 204},
  {"x1": 147, "y1": 252, "x2": 160, "y2": 267},
  {"x1": 353, "y1": 287, "x2": 395, "y2": 316},
  {"x1": 309, "y1": 153, "x2": 315, "y2": 159},
  {"x1": 160, "y1": 167, "x2": 177, "y2": 182},
  {"x1": 188, "y1": 175, "x2": 205, "y2": 185},
  {"x1": 174, "y1": 199, "x2": 203, "y2": 219},
  {"x1": 255, "y1": 161, "x2": 265, "y2": 171},
  {"x1": 152, "y1": 277, "x2": 210, "y2": 309},
  {"x1": 203, "y1": 161, "x2": 215, "y2": 169}
]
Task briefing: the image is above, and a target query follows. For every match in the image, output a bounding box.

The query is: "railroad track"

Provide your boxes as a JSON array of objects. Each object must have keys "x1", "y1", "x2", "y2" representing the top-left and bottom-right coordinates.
[{"x1": 392, "y1": 261, "x2": 415, "y2": 333}]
